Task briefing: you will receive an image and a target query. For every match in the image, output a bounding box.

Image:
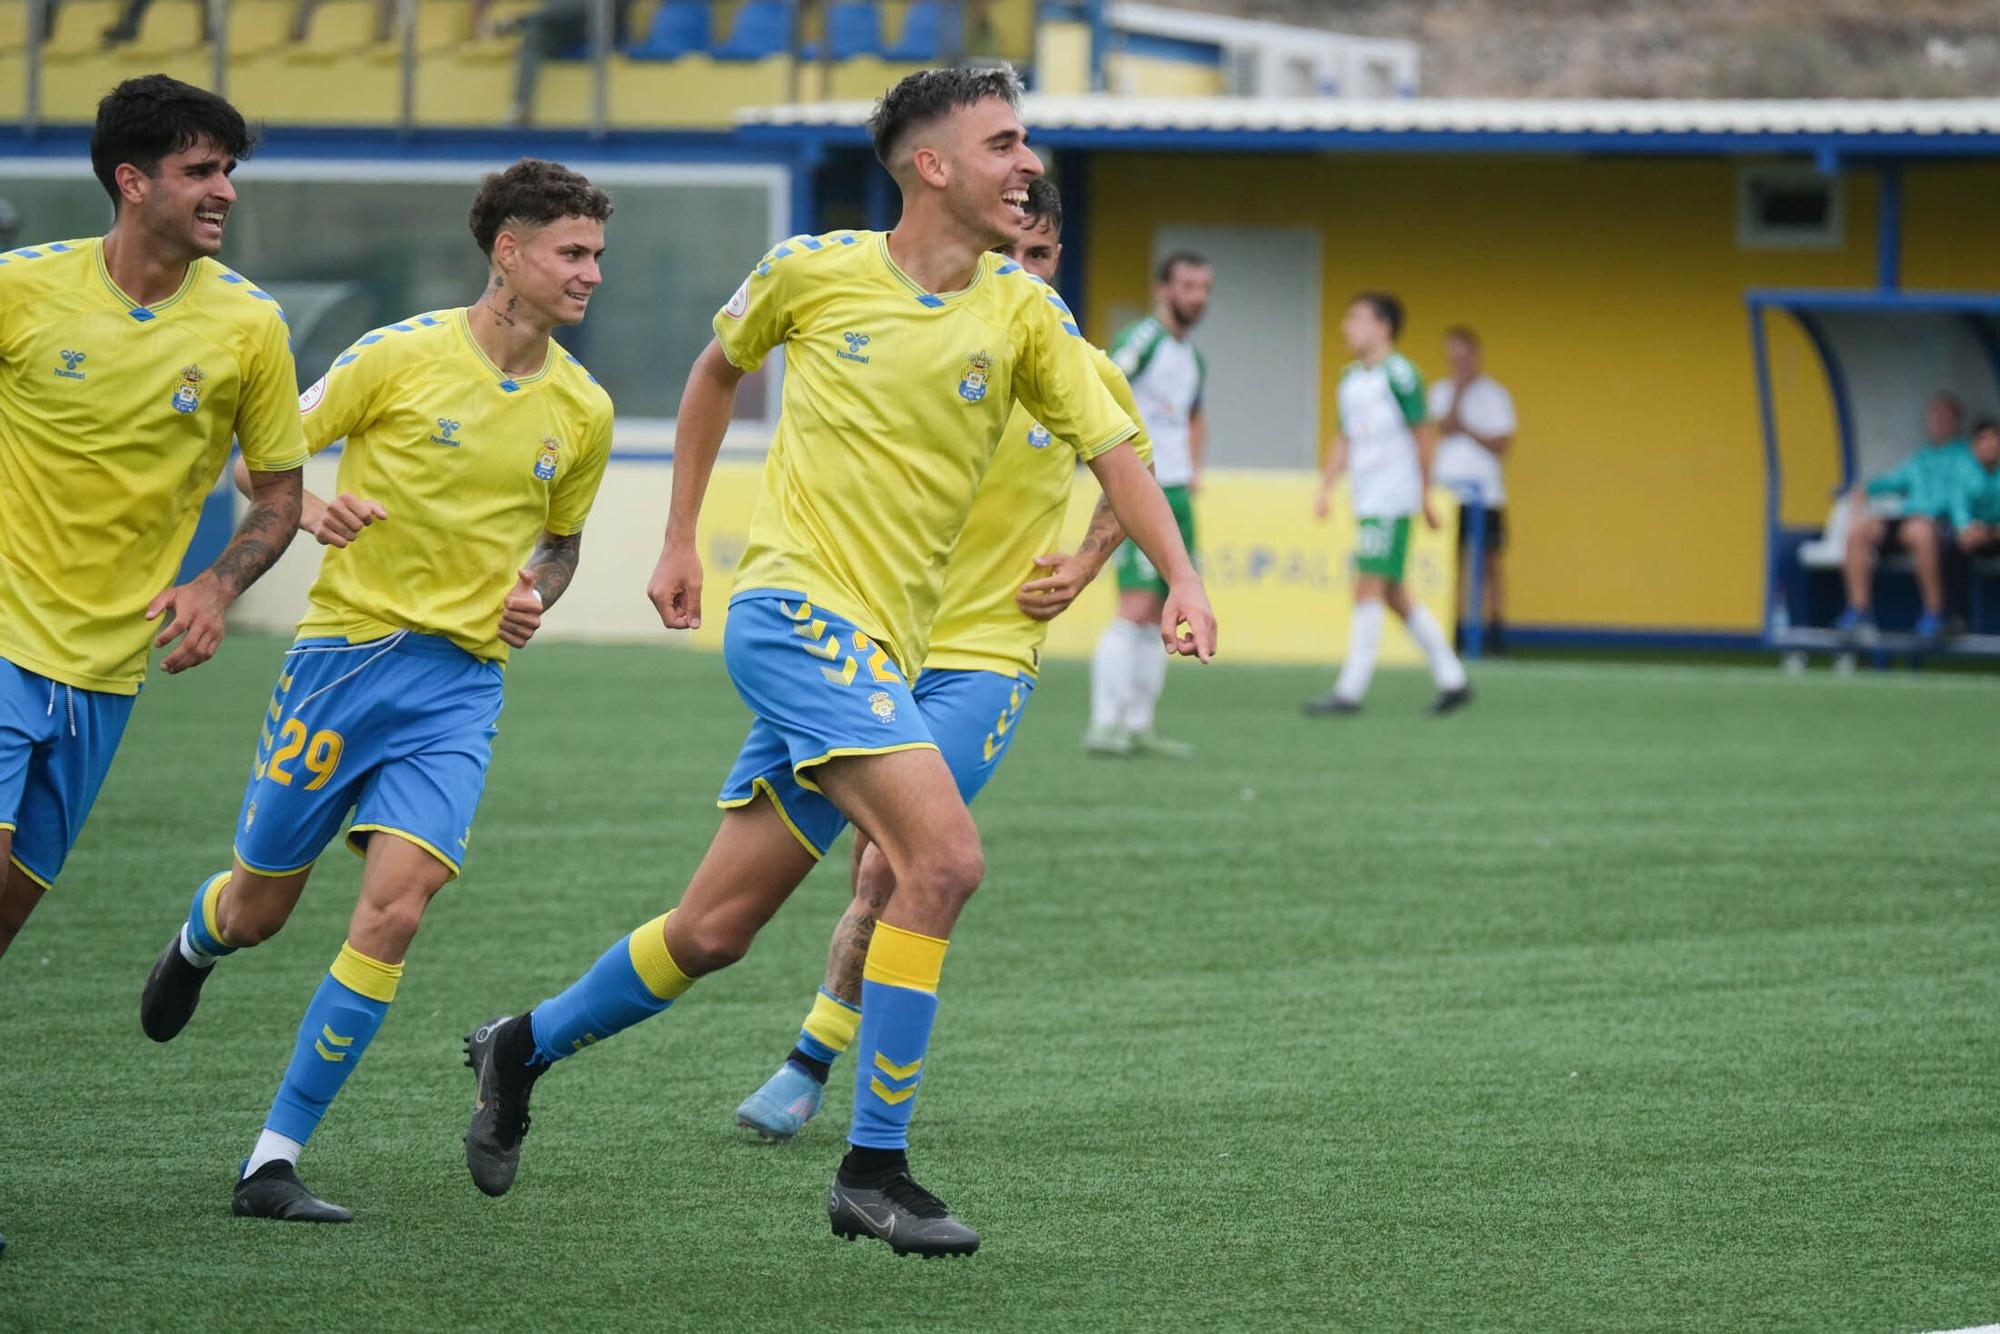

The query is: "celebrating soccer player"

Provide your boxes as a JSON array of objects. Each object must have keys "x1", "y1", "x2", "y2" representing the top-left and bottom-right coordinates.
[
  {"x1": 1305, "y1": 292, "x2": 1471, "y2": 716},
  {"x1": 732, "y1": 175, "x2": 1154, "y2": 1144},
  {"x1": 137, "y1": 160, "x2": 615, "y2": 1224},
  {"x1": 0, "y1": 76, "x2": 306, "y2": 958},
  {"x1": 459, "y1": 68, "x2": 1215, "y2": 1259}
]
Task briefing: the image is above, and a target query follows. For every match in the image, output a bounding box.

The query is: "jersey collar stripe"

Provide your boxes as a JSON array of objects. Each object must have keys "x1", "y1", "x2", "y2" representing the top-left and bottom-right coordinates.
[
  {"x1": 93, "y1": 239, "x2": 200, "y2": 315},
  {"x1": 453, "y1": 307, "x2": 553, "y2": 388},
  {"x1": 874, "y1": 233, "x2": 985, "y2": 306}
]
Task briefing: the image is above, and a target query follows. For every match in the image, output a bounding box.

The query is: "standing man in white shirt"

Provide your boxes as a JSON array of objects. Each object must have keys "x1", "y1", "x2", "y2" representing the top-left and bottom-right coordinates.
[
  {"x1": 1305, "y1": 293, "x2": 1471, "y2": 717},
  {"x1": 1085, "y1": 250, "x2": 1213, "y2": 759},
  {"x1": 1428, "y1": 325, "x2": 1517, "y2": 654}
]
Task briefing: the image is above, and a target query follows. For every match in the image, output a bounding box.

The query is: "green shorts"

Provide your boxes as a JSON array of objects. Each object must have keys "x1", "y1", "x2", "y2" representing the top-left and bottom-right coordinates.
[
  {"x1": 1354, "y1": 515, "x2": 1412, "y2": 581},
  {"x1": 1113, "y1": 484, "x2": 1195, "y2": 595}
]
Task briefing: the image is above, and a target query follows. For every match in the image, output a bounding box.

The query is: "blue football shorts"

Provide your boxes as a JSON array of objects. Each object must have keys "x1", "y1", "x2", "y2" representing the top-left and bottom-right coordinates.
[
  {"x1": 0, "y1": 655, "x2": 137, "y2": 888},
  {"x1": 717, "y1": 592, "x2": 938, "y2": 858},
  {"x1": 233, "y1": 631, "x2": 504, "y2": 879}
]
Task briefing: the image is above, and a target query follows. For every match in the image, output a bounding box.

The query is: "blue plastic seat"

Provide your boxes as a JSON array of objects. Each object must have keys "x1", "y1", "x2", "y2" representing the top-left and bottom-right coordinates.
[
  {"x1": 884, "y1": 0, "x2": 955, "y2": 60},
  {"x1": 712, "y1": 0, "x2": 790, "y2": 59},
  {"x1": 630, "y1": 0, "x2": 709, "y2": 59},
  {"x1": 827, "y1": 1, "x2": 881, "y2": 59}
]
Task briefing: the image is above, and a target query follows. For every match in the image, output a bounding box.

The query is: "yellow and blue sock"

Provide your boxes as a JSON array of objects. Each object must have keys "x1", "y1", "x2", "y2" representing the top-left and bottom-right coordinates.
[
  {"x1": 847, "y1": 923, "x2": 948, "y2": 1151},
  {"x1": 179, "y1": 872, "x2": 236, "y2": 966},
  {"x1": 528, "y1": 913, "x2": 694, "y2": 1063},
  {"x1": 789, "y1": 987, "x2": 861, "y2": 1083},
  {"x1": 261, "y1": 942, "x2": 401, "y2": 1151}
]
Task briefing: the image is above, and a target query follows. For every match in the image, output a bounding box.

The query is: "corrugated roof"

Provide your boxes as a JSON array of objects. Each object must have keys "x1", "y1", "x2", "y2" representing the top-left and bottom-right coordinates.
[{"x1": 738, "y1": 95, "x2": 2000, "y2": 139}]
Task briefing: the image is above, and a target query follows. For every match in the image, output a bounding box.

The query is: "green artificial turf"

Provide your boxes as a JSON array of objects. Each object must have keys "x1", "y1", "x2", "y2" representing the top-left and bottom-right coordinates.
[{"x1": 2, "y1": 639, "x2": 1995, "y2": 1331}]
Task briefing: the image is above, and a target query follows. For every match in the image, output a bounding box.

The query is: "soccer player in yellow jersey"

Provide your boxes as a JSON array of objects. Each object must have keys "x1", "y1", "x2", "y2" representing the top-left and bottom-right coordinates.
[
  {"x1": 733, "y1": 174, "x2": 1153, "y2": 1142},
  {"x1": 0, "y1": 76, "x2": 307, "y2": 958},
  {"x1": 137, "y1": 160, "x2": 615, "y2": 1223},
  {"x1": 461, "y1": 69, "x2": 1216, "y2": 1258}
]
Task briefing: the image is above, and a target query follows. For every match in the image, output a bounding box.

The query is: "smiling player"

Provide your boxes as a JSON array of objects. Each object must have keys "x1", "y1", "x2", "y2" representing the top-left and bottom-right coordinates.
[
  {"x1": 459, "y1": 69, "x2": 1214, "y2": 1259},
  {"x1": 0, "y1": 75, "x2": 306, "y2": 958},
  {"x1": 138, "y1": 160, "x2": 615, "y2": 1224},
  {"x1": 732, "y1": 174, "x2": 1158, "y2": 1147}
]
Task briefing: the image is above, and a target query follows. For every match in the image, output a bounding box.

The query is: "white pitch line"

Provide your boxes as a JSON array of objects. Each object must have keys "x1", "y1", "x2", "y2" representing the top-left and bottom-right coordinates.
[
  {"x1": 1920, "y1": 1324, "x2": 2000, "y2": 1333},
  {"x1": 1469, "y1": 657, "x2": 2000, "y2": 693}
]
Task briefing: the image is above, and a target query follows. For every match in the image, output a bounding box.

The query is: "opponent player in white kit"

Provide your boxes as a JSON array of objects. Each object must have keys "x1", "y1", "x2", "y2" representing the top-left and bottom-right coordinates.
[
  {"x1": 1085, "y1": 251, "x2": 1212, "y2": 758},
  {"x1": 1304, "y1": 292, "x2": 1471, "y2": 717}
]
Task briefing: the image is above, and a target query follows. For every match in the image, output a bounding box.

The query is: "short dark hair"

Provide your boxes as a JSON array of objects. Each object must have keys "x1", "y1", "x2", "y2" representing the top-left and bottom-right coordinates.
[
  {"x1": 1156, "y1": 251, "x2": 1209, "y2": 284},
  {"x1": 1972, "y1": 417, "x2": 2000, "y2": 438},
  {"x1": 468, "y1": 159, "x2": 613, "y2": 256},
  {"x1": 868, "y1": 66, "x2": 1023, "y2": 170},
  {"x1": 90, "y1": 75, "x2": 258, "y2": 209},
  {"x1": 1022, "y1": 176, "x2": 1062, "y2": 234},
  {"x1": 1353, "y1": 291, "x2": 1404, "y2": 339},
  {"x1": 1444, "y1": 324, "x2": 1479, "y2": 349}
]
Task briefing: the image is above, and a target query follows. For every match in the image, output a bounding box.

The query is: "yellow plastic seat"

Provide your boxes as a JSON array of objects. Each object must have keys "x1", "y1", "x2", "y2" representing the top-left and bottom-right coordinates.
[
  {"x1": 290, "y1": 0, "x2": 386, "y2": 60},
  {"x1": 40, "y1": 0, "x2": 122, "y2": 59},
  {"x1": 225, "y1": 0, "x2": 297, "y2": 58},
  {"x1": 127, "y1": 0, "x2": 207, "y2": 56}
]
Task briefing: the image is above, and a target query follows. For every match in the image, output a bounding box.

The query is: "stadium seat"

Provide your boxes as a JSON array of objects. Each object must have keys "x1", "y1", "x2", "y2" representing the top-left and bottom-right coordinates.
[
  {"x1": 126, "y1": 0, "x2": 208, "y2": 56},
  {"x1": 39, "y1": 0, "x2": 121, "y2": 58},
  {"x1": 825, "y1": 0, "x2": 880, "y2": 59},
  {"x1": 710, "y1": 0, "x2": 787, "y2": 60},
  {"x1": 629, "y1": 0, "x2": 706, "y2": 59},
  {"x1": 225, "y1": 0, "x2": 296, "y2": 57},
  {"x1": 883, "y1": 0, "x2": 956, "y2": 60},
  {"x1": 288, "y1": 0, "x2": 384, "y2": 59}
]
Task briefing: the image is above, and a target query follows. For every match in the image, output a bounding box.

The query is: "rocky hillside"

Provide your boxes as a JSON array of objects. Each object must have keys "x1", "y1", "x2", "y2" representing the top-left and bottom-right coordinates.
[{"x1": 1158, "y1": 0, "x2": 2000, "y2": 97}]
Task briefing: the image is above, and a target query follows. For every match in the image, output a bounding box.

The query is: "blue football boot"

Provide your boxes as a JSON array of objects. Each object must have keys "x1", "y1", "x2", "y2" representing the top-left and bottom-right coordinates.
[{"x1": 736, "y1": 1061, "x2": 825, "y2": 1142}]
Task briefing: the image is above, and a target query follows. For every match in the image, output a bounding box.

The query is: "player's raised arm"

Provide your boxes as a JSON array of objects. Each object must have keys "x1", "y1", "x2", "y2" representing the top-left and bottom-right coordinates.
[{"x1": 648, "y1": 338, "x2": 745, "y2": 630}]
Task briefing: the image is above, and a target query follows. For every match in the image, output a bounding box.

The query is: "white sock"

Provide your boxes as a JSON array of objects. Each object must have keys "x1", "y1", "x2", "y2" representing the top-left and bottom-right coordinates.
[
  {"x1": 178, "y1": 922, "x2": 220, "y2": 970},
  {"x1": 1404, "y1": 604, "x2": 1469, "y2": 691},
  {"x1": 1124, "y1": 622, "x2": 1167, "y2": 735},
  {"x1": 244, "y1": 1129, "x2": 304, "y2": 1178},
  {"x1": 1089, "y1": 621, "x2": 1137, "y2": 732},
  {"x1": 1334, "y1": 600, "x2": 1386, "y2": 702}
]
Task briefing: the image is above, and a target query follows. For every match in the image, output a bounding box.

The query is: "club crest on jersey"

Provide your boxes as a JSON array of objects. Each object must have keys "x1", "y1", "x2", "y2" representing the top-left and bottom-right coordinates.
[
  {"x1": 170, "y1": 364, "x2": 206, "y2": 413},
  {"x1": 1027, "y1": 422, "x2": 1052, "y2": 449},
  {"x1": 958, "y1": 351, "x2": 992, "y2": 404},
  {"x1": 55, "y1": 349, "x2": 86, "y2": 380},
  {"x1": 534, "y1": 436, "x2": 560, "y2": 482},
  {"x1": 868, "y1": 690, "x2": 897, "y2": 725}
]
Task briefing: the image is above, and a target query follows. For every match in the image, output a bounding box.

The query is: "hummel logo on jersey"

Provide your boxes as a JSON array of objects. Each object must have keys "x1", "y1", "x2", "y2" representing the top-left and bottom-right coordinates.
[
  {"x1": 55, "y1": 349, "x2": 86, "y2": 380},
  {"x1": 430, "y1": 417, "x2": 462, "y2": 447},
  {"x1": 838, "y1": 331, "x2": 872, "y2": 364}
]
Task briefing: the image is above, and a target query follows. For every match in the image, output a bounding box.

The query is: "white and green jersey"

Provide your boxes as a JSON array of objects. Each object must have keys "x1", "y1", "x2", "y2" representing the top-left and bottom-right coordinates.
[
  {"x1": 1337, "y1": 352, "x2": 1426, "y2": 519},
  {"x1": 1108, "y1": 314, "x2": 1204, "y2": 487}
]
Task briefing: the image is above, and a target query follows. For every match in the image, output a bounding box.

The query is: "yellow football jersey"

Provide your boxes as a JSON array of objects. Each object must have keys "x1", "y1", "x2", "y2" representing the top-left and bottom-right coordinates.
[
  {"x1": 0, "y1": 237, "x2": 308, "y2": 693},
  {"x1": 296, "y1": 308, "x2": 613, "y2": 662},
  {"x1": 715, "y1": 231, "x2": 1137, "y2": 675},
  {"x1": 925, "y1": 344, "x2": 1152, "y2": 678}
]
